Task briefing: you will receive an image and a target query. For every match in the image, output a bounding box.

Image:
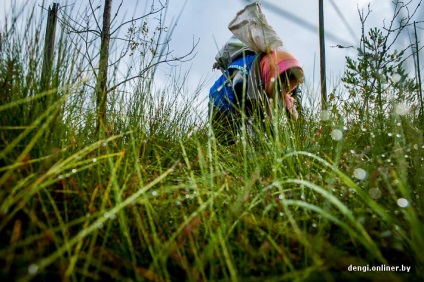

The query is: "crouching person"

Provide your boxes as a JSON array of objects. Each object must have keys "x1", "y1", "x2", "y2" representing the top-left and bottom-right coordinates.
[{"x1": 209, "y1": 49, "x2": 304, "y2": 145}]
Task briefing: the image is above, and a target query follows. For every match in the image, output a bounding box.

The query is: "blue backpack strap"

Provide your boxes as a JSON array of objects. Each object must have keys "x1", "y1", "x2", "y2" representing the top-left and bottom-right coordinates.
[
  {"x1": 209, "y1": 74, "x2": 235, "y2": 113},
  {"x1": 209, "y1": 54, "x2": 257, "y2": 114},
  {"x1": 228, "y1": 54, "x2": 257, "y2": 75}
]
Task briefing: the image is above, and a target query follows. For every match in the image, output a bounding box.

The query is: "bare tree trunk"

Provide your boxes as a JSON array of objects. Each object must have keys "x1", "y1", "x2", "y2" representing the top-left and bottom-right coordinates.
[
  {"x1": 96, "y1": 0, "x2": 112, "y2": 132},
  {"x1": 39, "y1": 3, "x2": 59, "y2": 148},
  {"x1": 414, "y1": 21, "x2": 423, "y2": 124},
  {"x1": 361, "y1": 12, "x2": 368, "y2": 120},
  {"x1": 41, "y1": 3, "x2": 58, "y2": 96},
  {"x1": 318, "y1": 0, "x2": 327, "y2": 111}
]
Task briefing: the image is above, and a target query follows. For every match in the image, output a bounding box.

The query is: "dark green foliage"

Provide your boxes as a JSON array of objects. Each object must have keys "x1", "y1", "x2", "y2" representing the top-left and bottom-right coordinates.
[{"x1": 342, "y1": 27, "x2": 418, "y2": 121}]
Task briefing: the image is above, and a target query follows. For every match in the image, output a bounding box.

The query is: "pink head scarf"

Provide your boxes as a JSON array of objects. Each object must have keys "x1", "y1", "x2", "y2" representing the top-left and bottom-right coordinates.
[
  {"x1": 260, "y1": 50, "x2": 304, "y2": 95},
  {"x1": 259, "y1": 50, "x2": 304, "y2": 119}
]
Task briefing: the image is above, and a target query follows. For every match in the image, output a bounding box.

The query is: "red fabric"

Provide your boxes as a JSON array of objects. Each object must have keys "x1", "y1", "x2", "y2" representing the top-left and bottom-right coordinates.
[
  {"x1": 259, "y1": 50, "x2": 303, "y2": 96},
  {"x1": 262, "y1": 58, "x2": 302, "y2": 85}
]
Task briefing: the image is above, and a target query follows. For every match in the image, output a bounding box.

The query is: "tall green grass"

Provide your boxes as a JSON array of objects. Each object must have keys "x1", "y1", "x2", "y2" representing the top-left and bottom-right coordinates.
[{"x1": 1, "y1": 3, "x2": 423, "y2": 282}]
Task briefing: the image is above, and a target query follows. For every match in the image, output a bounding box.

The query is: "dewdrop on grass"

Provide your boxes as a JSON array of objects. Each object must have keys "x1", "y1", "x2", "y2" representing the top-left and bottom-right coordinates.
[
  {"x1": 331, "y1": 129, "x2": 343, "y2": 141},
  {"x1": 320, "y1": 110, "x2": 330, "y2": 121},
  {"x1": 397, "y1": 198, "x2": 409, "y2": 208},
  {"x1": 369, "y1": 188, "x2": 382, "y2": 200},
  {"x1": 104, "y1": 213, "x2": 116, "y2": 220},
  {"x1": 353, "y1": 168, "x2": 367, "y2": 180},
  {"x1": 28, "y1": 264, "x2": 38, "y2": 275},
  {"x1": 391, "y1": 73, "x2": 401, "y2": 83},
  {"x1": 395, "y1": 102, "x2": 408, "y2": 116}
]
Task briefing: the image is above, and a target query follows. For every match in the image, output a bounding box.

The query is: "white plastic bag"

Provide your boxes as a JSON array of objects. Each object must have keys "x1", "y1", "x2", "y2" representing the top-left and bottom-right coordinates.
[
  {"x1": 213, "y1": 35, "x2": 252, "y2": 70},
  {"x1": 228, "y1": 2, "x2": 283, "y2": 53}
]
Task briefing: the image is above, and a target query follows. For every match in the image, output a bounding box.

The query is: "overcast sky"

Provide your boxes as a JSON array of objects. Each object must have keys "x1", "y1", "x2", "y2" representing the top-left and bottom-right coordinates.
[
  {"x1": 164, "y1": 0, "x2": 423, "y2": 93},
  {"x1": 1, "y1": 0, "x2": 423, "y2": 102}
]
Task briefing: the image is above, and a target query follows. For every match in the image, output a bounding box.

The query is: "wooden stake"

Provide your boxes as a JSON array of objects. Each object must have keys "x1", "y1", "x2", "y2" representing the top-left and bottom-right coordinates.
[
  {"x1": 414, "y1": 21, "x2": 423, "y2": 122},
  {"x1": 41, "y1": 3, "x2": 59, "y2": 92},
  {"x1": 319, "y1": 0, "x2": 327, "y2": 111}
]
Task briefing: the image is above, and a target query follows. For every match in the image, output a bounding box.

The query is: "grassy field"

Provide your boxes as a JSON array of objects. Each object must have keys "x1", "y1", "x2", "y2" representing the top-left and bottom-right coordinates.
[{"x1": 1, "y1": 3, "x2": 424, "y2": 282}]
